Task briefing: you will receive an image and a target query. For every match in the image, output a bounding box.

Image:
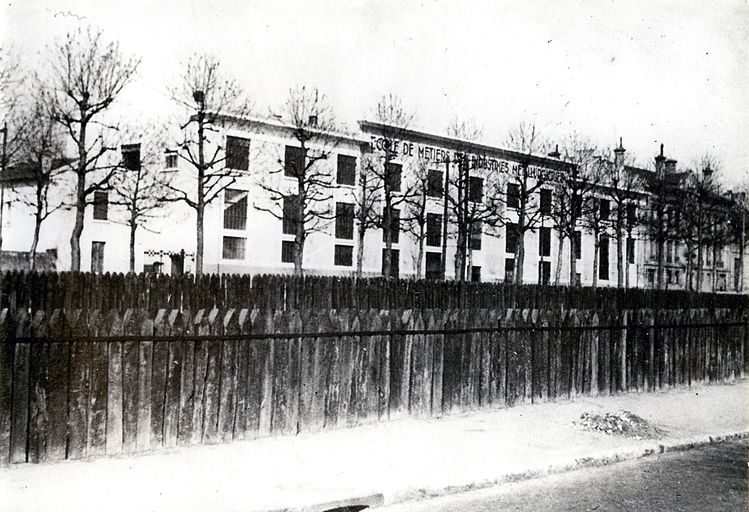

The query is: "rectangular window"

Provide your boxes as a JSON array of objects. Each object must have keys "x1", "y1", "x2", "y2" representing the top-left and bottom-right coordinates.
[
  {"x1": 574, "y1": 230, "x2": 582, "y2": 260},
  {"x1": 334, "y1": 245, "x2": 353, "y2": 266},
  {"x1": 282, "y1": 195, "x2": 298, "y2": 235},
  {"x1": 281, "y1": 240, "x2": 295, "y2": 263},
  {"x1": 425, "y1": 252, "x2": 442, "y2": 280},
  {"x1": 505, "y1": 223, "x2": 518, "y2": 254},
  {"x1": 284, "y1": 145, "x2": 304, "y2": 177},
  {"x1": 222, "y1": 236, "x2": 246, "y2": 260},
  {"x1": 627, "y1": 237, "x2": 635, "y2": 264},
  {"x1": 335, "y1": 202, "x2": 354, "y2": 239},
  {"x1": 337, "y1": 154, "x2": 356, "y2": 185},
  {"x1": 647, "y1": 268, "x2": 655, "y2": 285},
  {"x1": 627, "y1": 203, "x2": 637, "y2": 226},
  {"x1": 469, "y1": 176, "x2": 483, "y2": 202},
  {"x1": 538, "y1": 261, "x2": 551, "y2": 285},
  {"x1": 666, "y1": 241, "x2": 673, "y2": 263},
  {"x1": 165, "y1": 151, "x2": 178, "y2": 170},
  {"x1": 504, "y1": 258, "x2": 515, "y2": 283},
  {"x1": 470, "y1": 221, "x2": 482, "y2": 251},
  {"x1": 121, "y1": 143, "x2": 141, "y2": 171},
  {"x1": 383, "y1": 208, "x2": 400, "y2": 243},
  {"x1": 385, "y1": 162, "x2": 402, "y2": 192},
  {"x1": 507, "y1": 183, "x2": 520, "y2": 209},
  {"x1": 600, "y1": 199, "x2": 610, "y2": 221},
  {"x1": 382, "y1": 248, "x2": 400, "y2": 278},
  {"x1": 540, "y1": 189, "x2": 552, "y2": 215},
  {"x1": 539, "y1": 227, "x2": 551, "y2": 257},
  {"x1": 93, "y1": 191, "x2": 108, "y2": 220},
  {"x1": 471, "y1": 266, "x2": 481, "y2": 283},
  {"x1": 226, "y1": 135, "x2": 250, "y2": 171},
  {"x1": 426, "y1": 213, "x2": 442, "y2": 247},
  {"x1": 91, "y1": 241, "x2": 105, "y2": 274},
  {"x1": 223, "y1": 189, "x2": 248, "y2": 230},
  {"x1": 427, "y1": 170, "x2": 444, "y2": 198},
  {"x1": 649, "y1": 240, "x2": 657, "y2": 261},
  {"x1": 599, "y1": 234, "x2": 609, "y2": 280}
]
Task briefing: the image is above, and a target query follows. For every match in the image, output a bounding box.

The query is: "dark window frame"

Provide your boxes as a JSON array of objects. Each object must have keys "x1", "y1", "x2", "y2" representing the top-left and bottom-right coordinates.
[
  {"x1": 468, "y1": 176, "x2": 483, "y2": 203},
  {"x1": 226, "y1": 135, "x2": 251, "y2": 171},
  {"x1": 93, "y1": 191, "x2": 108, "y2": 220},
  {"x1": 336, "y1": 154, "x2": 356, "y2": 186},
  {"x1": 426, "y1": 213, "x2": 442, "y2": 247},
  {"x1": 507, "y1": 183, "x2": 520, "y2": 209},
  {"x1": 284, "y1": 145, "x2": 305, "y2": 178},
  {"x1": 539, "y1": 226, "x2": 551, "y2": 257},
  {"x1": 427, "y1": 170, "x2": 444, "y2": 198},
  {"x1": 335, "y1": 202, "x2": 354, "y2": 240},
  {"x1": 222, "y1": 236, "x2": 246, "y2": 260},
  {"x1": 223, "y1": 189, "x2": 248, "y2": 230},
  {"x1": 334, "y1": 244, "x2": 353, "y2": 266}
]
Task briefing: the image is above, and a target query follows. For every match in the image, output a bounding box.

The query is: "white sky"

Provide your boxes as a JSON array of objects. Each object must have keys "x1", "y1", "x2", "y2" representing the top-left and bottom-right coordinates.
[{"x1": 3, "y1": 0, "x2": 748, "y2": 185}]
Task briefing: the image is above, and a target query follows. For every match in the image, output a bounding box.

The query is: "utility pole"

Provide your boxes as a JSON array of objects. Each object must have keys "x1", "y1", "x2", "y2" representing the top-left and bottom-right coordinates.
[{"x1": 0, "y1": 122, "x2": 7, "y2": 252}]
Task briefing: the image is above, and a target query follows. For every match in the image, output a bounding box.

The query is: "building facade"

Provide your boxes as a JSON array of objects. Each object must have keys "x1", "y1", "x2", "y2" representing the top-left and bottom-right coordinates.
[{"x1": 1, "y1": 114, "x2": 746, "y2": 292}]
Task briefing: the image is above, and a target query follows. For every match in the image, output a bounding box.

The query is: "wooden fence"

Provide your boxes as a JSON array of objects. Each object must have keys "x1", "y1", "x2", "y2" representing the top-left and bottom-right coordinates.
[
  {"x1": 2, "y1": 271, "x2": 747, "y2": 315},
  {"x1": 1, "y1": 306, "x2": 746, "y2": 465}
]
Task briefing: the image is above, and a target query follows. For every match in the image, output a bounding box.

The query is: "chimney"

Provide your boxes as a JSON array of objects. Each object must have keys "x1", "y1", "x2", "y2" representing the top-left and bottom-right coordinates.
[
  {"x1": 703, "y1": 164, "x2": 713, "y2": 178},
  {"x1": 613, "y1": 137, "x2": 625, "y2": 171},
  {"x1": 655, "y1": 143, "x2": 666, "y2": 175},
  {"x1": 547, "y1": 144, "x2": 560, "y2": 159},
  {"x1": 308, "y1": 115, "x2": 318, "y2": 127},
  {"x1": 665, "y1": 158, "x2": 677, "y2": 174}
]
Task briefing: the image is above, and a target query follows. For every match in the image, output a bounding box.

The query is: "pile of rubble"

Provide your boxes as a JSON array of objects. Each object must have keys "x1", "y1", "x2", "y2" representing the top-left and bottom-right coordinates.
[{"x1": 576, "y1": 410, "x2": 667, "y2": 440}]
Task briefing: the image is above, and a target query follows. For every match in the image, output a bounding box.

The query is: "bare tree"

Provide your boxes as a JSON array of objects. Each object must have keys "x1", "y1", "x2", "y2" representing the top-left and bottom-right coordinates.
[
  {"x1": 255, "y1": 85, "x2": 339, "y2": 276},
  {"x1": 110, "y1": 124, "x2": 174, "y2": 273},
  {"x1": 352, "y1": 153, "x2": 381, "y2": 277},
  {"x1": 42, "y1": 26, "x2": 140, "y2": 271},
  {"x1": 369, "y1": 94, "x2": 415, "y2": 279},
  {"x1": 503, "y1": 119, "x2": 551, "y2": 284},
  {"x1": 601, "y1": 140, "x2": 645, "y2": 288},
  {"x1": 675, "y1": 154, "x2": 728, "y2": 291},
  {"x1": 581, "y1": 164, "x2": 614, "y2": 290},
  {"x1": 402, "y1": 158, "x2": 430, "y2": 279},
  {"x1": 9, "y1": 88, "x2": 66, "y2": 269},
  {"x1": 167, "y1": 53, "x2": 252, "y2": 276},
  {"x1": 444, "y1": 119, "x2": 504, "y2": 281},
  {"x1": 0, "y1": 46, "x2": 26, "y2": 251},
  {"x1": 548, "y1": 134, "x2": 600, "y2": 285},
  {"x1": 639, "y1": 145, "x2": 683, "y2": 290}
]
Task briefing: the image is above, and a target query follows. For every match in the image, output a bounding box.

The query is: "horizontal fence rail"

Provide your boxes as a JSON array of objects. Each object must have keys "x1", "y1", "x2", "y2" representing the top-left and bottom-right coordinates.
[
  {"x1": 1, "y1": 306, "x2": 747, "y2": 466},
  {"x1": 7, "y1": 321, "x2": 749, "y2": 343}
]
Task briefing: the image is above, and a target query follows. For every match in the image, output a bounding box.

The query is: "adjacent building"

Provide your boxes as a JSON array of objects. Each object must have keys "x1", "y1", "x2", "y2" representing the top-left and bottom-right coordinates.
[{"x1": 1, "y1": 113, "x2": 746, "y2": 293}]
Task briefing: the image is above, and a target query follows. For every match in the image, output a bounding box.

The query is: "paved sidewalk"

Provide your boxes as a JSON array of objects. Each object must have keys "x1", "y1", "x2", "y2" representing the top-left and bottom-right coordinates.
[{"x1": 2, "y1": 380, "x2": 747, "y2": 512}]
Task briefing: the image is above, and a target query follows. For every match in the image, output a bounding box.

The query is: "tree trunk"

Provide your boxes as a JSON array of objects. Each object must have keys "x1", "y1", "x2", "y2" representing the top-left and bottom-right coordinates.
[
  {"x1": 569, "y1": 234, "x2": 578, "y2": 285},
  {"x1": 30, "y1": 210, "x2": 42, "y2": 271},
  {"x1": 70, "y1": 182, "x2": 85, "y2": 271},
  {"x1": 554, "y1": 233, "x2": 564, "y2": 286},
  {"x1": 616, "y1": 218, "x2": 624, "y2": 288},
  {"x1": 70, "y1": 111, "x2": 88, "y2": 271},
  {"x1": 415, "y1": 235, "x2": 424, "y2": 280},
  {"x1": 515, "y1": 232, "x2": 525, "y2": 284},
  {"x1": 625, "y1": 229, "x2": 632, "y2": 289},
  {"x1": 195, "y1": 112, "x2": 206, "y2": 277},
  {"x1": 592, "y1": 232, "x2": 600, "y2": 289},
  {"x1": 656, "y1": 238, "x2": 666, "y2": 290},
  {"x1": 294, "y1": 175, "x2": 306, "y2": 277},
  {"x1": 356, "y1": 224, "x2": 366, "y2": 278},
  {"x1": 382, "y1": 192, "x2": 392, "y2": 279},
  {"x1": 129, "y1": 221, "x2": 137, "y2": 273}
]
